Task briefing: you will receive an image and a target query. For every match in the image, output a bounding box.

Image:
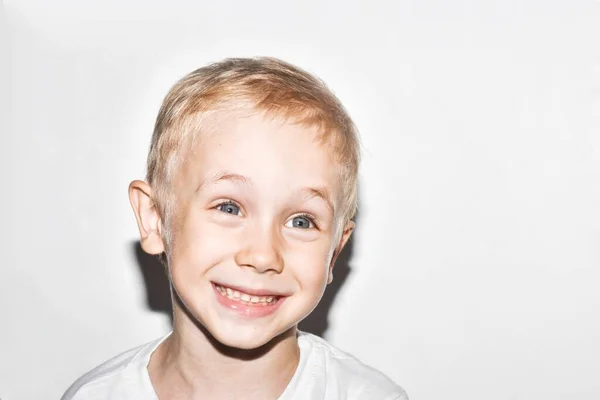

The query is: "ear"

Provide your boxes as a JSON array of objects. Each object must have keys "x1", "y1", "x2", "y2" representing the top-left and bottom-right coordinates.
[
  {"x1": 129, "y1": 180, "x2": 165, "y2": 255},
  {"x1": 327, "y1": 220, "x2": 355, "y2": 284}
]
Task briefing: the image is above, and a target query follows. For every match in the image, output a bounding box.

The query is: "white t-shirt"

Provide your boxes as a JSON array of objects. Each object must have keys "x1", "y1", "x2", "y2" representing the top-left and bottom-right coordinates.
[{"x1": 62, "y1": 331, "x2": 407, "y2": 400}]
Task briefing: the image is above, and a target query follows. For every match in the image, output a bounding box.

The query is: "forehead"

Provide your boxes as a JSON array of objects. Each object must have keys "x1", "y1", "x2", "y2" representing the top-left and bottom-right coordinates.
[{"x1": 177, "y1": 111, "x2": 344, "y2": 204}]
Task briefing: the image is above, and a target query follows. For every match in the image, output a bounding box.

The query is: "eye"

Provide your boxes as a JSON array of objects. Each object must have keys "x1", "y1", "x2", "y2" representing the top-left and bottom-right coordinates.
[
  {"x1": 217, "y1": 201, "x2": 241, "y2": 216},
  {"x1": 285, "y1": 214, "x2": 315, "y2": 229}
]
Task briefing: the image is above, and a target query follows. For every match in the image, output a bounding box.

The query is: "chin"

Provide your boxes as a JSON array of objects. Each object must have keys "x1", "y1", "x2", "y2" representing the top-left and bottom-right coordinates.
[
  {"x1": 207, "y1": 322, "x2": 290, "y2": 351},
  {"x1": 214, "y1": 332, "x2": 270, "y2": 351}
]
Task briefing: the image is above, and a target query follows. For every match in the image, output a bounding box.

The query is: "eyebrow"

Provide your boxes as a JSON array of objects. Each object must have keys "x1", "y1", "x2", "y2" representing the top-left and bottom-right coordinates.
[
  {"x1": 299, "y1": 187, "x2": 334, "y2": 214},
  {"x1": 196, "y1": 171, "x2": 251, "y2": 193}
]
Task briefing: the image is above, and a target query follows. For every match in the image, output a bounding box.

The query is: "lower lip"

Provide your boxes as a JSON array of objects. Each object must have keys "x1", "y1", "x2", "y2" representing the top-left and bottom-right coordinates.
[{"x1": 212, "y1": 284, "x2": 285, "y2": 318}]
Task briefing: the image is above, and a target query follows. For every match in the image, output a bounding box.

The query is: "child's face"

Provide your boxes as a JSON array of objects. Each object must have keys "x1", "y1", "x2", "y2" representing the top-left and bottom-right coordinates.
[{"x1": 163, "y1": 112, "x2": 353, "y2": 349}]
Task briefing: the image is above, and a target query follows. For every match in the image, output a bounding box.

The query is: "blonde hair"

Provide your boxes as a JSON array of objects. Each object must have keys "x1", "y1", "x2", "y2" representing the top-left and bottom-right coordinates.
[{"x1": 147, "y1": 57, "x2": 360, "y2": 244}]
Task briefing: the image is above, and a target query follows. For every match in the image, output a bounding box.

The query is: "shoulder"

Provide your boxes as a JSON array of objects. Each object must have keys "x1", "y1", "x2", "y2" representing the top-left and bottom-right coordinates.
[
  {"x1": 298, "y1": 332, "x2": 408, "y2": 400},
  {"x1": 61, "y1": 336, "x2": 163, "y2": 400}
]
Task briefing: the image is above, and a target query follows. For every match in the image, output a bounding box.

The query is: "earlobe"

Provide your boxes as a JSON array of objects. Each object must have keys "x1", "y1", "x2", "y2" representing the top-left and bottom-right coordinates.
[
  {"x1": 129, "y1": 180, "x2": 165, "y2": 255},
  {"x1": 327, "y1": 220, "x2": 355, "y2": 284}
]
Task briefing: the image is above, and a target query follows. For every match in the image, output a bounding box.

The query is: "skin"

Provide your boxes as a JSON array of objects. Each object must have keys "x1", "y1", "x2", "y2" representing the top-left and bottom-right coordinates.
[{"x1": 129, "y1": 112, "x2": 354, "y2": 399}]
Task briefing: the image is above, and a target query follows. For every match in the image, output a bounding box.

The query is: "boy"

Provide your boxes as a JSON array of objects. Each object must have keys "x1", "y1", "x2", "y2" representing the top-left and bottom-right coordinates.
[{"x1": 62, "y1": 57, "x2": 407, "y2": 399}]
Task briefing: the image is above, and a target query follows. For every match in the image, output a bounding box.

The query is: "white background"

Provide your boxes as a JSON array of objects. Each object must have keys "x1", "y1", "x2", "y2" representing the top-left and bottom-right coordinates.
[{"x1": 2, "y1": 0, "x2": 600, "y2": 399}]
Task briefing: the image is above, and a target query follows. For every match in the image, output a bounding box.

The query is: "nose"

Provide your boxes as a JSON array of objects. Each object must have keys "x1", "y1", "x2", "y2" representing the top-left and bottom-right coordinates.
[{"x1": 234, "y1": 222, "x2": 284, "y2": 274}]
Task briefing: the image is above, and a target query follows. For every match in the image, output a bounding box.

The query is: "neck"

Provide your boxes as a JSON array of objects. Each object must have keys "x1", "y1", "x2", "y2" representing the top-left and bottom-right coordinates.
[{"x1": 148, "y1": 298, "x2": 300, "y2": 400}]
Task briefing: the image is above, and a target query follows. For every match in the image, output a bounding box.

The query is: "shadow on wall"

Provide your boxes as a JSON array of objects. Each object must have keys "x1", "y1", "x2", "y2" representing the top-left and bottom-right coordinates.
[{"x1": 131, "y1": 214, "x2": 357, "y2": 338}]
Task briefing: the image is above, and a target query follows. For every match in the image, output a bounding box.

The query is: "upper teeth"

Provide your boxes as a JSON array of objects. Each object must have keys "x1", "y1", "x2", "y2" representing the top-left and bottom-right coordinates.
[{"x1": 215, "y1": 284, "x2": 276, "y2": 305}]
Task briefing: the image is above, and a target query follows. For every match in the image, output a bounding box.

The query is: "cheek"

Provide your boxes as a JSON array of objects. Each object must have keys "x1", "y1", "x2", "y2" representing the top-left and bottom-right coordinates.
[
  {"x1": 287, "y1": 240, "x2": 333, "y2": 290},
  {"x1": 169, "y1": 209, "x2": 232, "y2": 276}
]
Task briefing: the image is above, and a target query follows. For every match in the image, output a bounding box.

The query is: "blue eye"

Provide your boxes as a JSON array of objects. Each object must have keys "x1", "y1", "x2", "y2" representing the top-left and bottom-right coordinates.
[
  {"x1": 217, "y1": 202, "x2": 241, "y2": 215},
  {"x1": 290, "y1": 215, "x2": 313, "y2": 229}
]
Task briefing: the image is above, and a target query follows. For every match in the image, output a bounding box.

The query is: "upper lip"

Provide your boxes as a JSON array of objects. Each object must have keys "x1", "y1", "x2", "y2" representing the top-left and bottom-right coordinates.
[{"x1": 212, "y1": 282, "x2": 289, "y2": 297}]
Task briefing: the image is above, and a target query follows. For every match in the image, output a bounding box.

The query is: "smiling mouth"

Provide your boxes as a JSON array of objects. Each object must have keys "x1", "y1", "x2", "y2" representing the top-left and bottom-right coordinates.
[{"x1": 214, "y1": 284, "x2": 281, "y2": 306}]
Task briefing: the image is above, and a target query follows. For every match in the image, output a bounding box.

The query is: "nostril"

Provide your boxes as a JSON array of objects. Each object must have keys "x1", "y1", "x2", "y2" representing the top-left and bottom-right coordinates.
[{"x1": 234, "y1": 244, "x2": 283, "y2": 273}]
